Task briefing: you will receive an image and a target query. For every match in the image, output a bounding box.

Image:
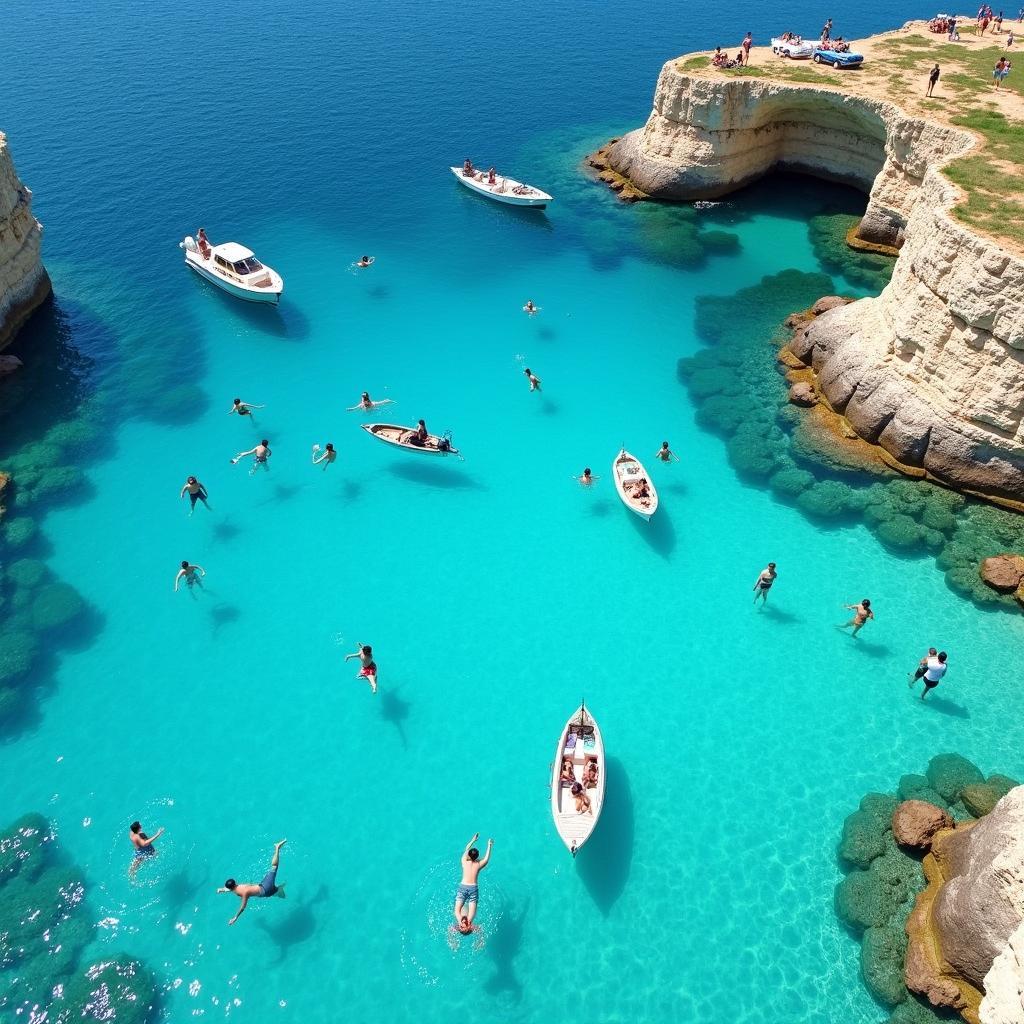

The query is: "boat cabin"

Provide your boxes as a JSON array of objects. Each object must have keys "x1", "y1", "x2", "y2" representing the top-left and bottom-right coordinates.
[{"x1": 211, "y1": 242, "x2": 265, "y2": 278}]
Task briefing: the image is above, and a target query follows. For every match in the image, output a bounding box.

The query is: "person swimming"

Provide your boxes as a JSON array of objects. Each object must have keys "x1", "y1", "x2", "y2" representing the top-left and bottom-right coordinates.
[
  {"x1": 232, "y1": 440, "x2": 271, "y2": 473},
  {"x1": 180, "y1": 476, "x2": 210, "y2": 515},
  {"x1": 217, "y1": 840, "x2": 288, "y2": 925},
  {"x1": 753, "y1": 562, "x2": 777, "y2": 605},
  {"x1": 174, "y1": 560, "x2": 206, "y2": 593},
  {"x1": 345, "y1": 643, "x2": 378, "y2": 693},
  {"x1": 840, "y1": 598, "x2": 874, "y2": 637},
  {"x1": 577, "y1": 467, "x2": 598, "y2": 486},
  {"x1": 356, "y1": 256, "x2": 375, "y2": 267},
  {"x1": 346, "y1": 391, "x2": 395, "y2": 412},
  {"x1": 312, "y1": 442, "x2": 336, "y2": 469},
  {"x1": 523, "y1": 300, "x2": 538, "y2": 314},
  {"x1": 454, "y1": 832, "x2": 493, "y2": 935},
  {"x1": 523, "y1": 367, "x2": 541, "y2": 391},
  {"x1": 129, "y1": 820, "x2": 165, "y2": 877},
  {"x1": 230, "y1": 398, "x2": 265, "y2": 421},
  {"x1": 655, "y1": 441, "x2": 680, "y2": 463}
]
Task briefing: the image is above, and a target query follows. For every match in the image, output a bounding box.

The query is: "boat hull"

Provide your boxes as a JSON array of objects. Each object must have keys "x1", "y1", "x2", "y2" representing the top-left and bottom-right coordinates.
[
  {"x1": 612, "y1": 449, "x2": 659, "y2": 521},
  {"x1": 184, "y1": 254, "x2": 282, "y2": 304},
  {"x1": 450, "y1": 167, "x2": 552, "y2": 208},
  {"x1": 550, "y1": 705, "x2": 605, "y2": 856}
]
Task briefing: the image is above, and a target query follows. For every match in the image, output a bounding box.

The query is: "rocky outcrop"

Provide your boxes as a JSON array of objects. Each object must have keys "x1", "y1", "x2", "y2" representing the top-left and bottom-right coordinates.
[
  {"x1": 981, "y1": 921, "x2": 1024, "y2": 1024},
  {"x1": 980, "y1": 555, "x2": 1024, "y2": 594},
  {"x1": 601, "y1": 57, "x2": 1024, "y2": 504},
  {"x1": 905, "y1": 786, "x2": 1024, "y2": 1023},
  {"x1": 893, "y1": 801, "x2": 953, "y2": 851},
  {"x1": 0, "y1": 132, "x2": 50, "y2": 351}
]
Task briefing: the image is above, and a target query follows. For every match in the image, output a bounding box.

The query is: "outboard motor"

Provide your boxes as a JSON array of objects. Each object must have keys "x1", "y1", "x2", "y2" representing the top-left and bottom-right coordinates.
[{"x1": 180, "y1": 236, "x2": 197, "y2": 252}]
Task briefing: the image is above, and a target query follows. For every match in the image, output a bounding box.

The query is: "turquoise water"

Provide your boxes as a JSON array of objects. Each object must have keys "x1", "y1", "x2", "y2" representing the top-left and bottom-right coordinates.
[{"x1": 4, "y1": 2, "x2": 1024, "y2": 1022}]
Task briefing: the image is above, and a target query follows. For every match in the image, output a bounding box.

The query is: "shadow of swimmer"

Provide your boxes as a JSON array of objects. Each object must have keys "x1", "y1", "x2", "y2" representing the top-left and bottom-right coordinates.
[
  {"x1": 255, "y1": 884, "x2": 327, "y2": 963},
  {"x1": 575, "y1": 756, "x2": 634, "y2": 915},
  {"x1": 483, "y1": 896, "x2": 530, "y2": 1002}
]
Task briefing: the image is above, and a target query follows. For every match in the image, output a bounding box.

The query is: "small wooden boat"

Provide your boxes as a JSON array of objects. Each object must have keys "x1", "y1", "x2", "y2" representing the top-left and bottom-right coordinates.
[
  {"x1": 450, "y1": 166, "x2": 552, "y2": 208},
  {"x1": 550, "y1": 704, "x2": 605, "y2": 857},
  {"x1": 612, "y1": 449, "x2": 658, "y2": 521},
  {"x1": 361, "y1": 423, "x2": 460, "y2": 457}
]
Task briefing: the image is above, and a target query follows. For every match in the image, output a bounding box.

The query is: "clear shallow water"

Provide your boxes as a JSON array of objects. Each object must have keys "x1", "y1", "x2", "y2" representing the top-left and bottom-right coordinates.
[{"x1": 3, "y1": 1, "x2": 1024, "y2": 1022}]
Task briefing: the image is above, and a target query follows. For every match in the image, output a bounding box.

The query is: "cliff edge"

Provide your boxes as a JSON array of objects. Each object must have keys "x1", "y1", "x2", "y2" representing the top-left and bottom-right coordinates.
[
  {"x1": 601, "y1": 25, "x2": 1024, "y2": 503},
  {"x1": 0, "y1": 132, "x2": 50, "y2": 351}
]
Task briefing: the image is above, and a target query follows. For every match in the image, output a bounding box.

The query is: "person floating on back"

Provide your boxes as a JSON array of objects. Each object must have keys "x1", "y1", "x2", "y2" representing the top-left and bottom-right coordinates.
[
  {"x1": 453, "y1": 832, "x2": 493, "y2": 936},
  {"x1": 753, "y1": 562, "x2": 777, "y2": 605},
  {"x1": 910, "y1": 650, "x2": 948, "y2": 699},
  {"x1": 840, "y1": 598, "x2": 874, "y2": 637},
  {"x1": 218, "y1": 839, "x2": 288, "y2": 926},
  {"x1": 129, "y1": 820, "x2": 165, "y2": 877}
]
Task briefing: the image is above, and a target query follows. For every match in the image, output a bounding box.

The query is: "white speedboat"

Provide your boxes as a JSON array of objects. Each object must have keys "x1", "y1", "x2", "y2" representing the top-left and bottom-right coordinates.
[
  {"x1": 550, "y1": 704, "x2": 605, "y2": 857},
  {"x1": 179, "y1": 236, "x2": 283, "y2": 304},
  {"x1": 771, "y1": 36, "x2": 815, "y2": 58},
  {"x1": 450, "y1": 166, "x2": 552, "y2": 208}
]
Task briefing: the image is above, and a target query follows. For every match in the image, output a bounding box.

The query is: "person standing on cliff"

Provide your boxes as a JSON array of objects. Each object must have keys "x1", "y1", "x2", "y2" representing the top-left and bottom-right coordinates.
[
  {"x1": 741, "y1": 32, "x2": 753, "y2": 64},
  {"x1": 821, "y1": 18, "x2": 832, "y2": 41},
  {"x1": 927, "y1": 64, "x2": 940, "y2": 96}
]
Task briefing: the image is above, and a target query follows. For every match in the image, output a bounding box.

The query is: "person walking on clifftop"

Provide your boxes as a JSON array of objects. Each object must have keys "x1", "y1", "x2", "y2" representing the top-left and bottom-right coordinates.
[
  {"x1": 741, "y1": 32, "x2": 753, "y2": 64},
  {"x1": 927, "y1": 64, "x2": 940, "y2": 96}
]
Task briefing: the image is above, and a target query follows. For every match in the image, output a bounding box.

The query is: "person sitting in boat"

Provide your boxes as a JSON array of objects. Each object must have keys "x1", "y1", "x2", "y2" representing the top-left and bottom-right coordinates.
[
  {"x1": 197, "y1": 227, "x2": 211, "y2": 258},
  {"x1": 634, "y1": 477, "x2": 651, "y2": 501},
  {"x1": 571, "y1": 782, "x2": 592, "y2": 815},
  {"x1": 487, "y1": 167, "x2": 497, "y2": 185},
  {"x1": 407, "y1": 419, "x2": 429, "y2": 446},
  {"x1": 560, "y1": 758, "x2": 575, "y2": 785},
  {"x1": 463, "y1": 158, "x2": 474, "y2": 177},
  {"x1": 583, "y1": 759, "x2": 599, "y2": 788}
]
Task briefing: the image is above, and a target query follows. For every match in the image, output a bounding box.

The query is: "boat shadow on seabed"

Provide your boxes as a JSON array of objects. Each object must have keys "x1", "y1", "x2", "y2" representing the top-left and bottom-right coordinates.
[{"x1": 575, "y1": 756, "x2": 634, "y2": 916}]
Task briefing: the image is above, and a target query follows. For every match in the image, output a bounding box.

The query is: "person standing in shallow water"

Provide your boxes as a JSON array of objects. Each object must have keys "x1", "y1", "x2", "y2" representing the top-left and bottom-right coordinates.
[
  {"x1": 180, "y1": 475, "x2": 210, "y2": 515},
  {"x1": 453, "y1": 832, "x2": 493, "y2": 935},
  {"x1": 840, "y1": 598, "x2": 874, "y2": 637},
  {"x1": 217, "y1": 840, "x2": 288, "y2": 925},
  {"x1": 129, "y1": 820, "x2": 164, "y2": 877},
  {"x1": 927, "y1": 64, "x2": 940, "y2": 96},
  {"x1": 910, "y1": 651, "x2": 948, "y2": 699},
  {"x1": 654, "y1": 441, "x2": 679, "y2": 463},
  {"x1": 345, "y1": 643, "x2": 378, "y2": 693},
  {"x1": 232, "y1": 439, "x2": 271, "y2": 473},
  {"x1": 753, "y1": 562, "x2": 777, "y2": 605}
]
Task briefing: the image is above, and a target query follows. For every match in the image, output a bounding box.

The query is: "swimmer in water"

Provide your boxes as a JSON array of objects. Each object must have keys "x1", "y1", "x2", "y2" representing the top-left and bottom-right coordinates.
[
  {"x1": 753, "y1": 562, "x2": 777, "y2": 605},
  {"x1": 174, "y1": 560, "x2": 206, "y2": 593},
  {"x1": 576, "y1": 467, "x2": 598, "y2": 486},
  {"x1": 217, "y1": 839, "x2": 288, "y2": 926},
  {"x1": 654, "y1": 441, "x2": 680, "y2": 463},
  {"x1": 129, "y1": 820, "x2": 165, "y2": 877},
  {"x1": 232, "y1": 440, "x2": 271, "y2": 473},
  {"x1": 523, "y1": 300, "x2": 538, "y2": 314},
  {"x1": 355, "y1": 255, "x2": 375, "y2": 268},
  {"x1": 230, "y1": 398, "x2": 265, "y2": 422},
  {"x1": 454, "y1": 832, "x2": 493, "y2": 935},
  {"x1": 840, "y1": 598, "x2": 874, "y2": 637},
  {"x1": 523, "y1": 367, "x2": 541, "y2": 391},
  {"x1": 345, "y1": 643, "x2": 378, "y2": 693},
  {"x1": 312, "y1": 442, "x2": 336, "y2": 469},
  {"x1": 346, "y1": 391, "x2": 395, "y2": 412},
  {"x1": 180, "y1": 476, "x2": 210, "y2": 516}
]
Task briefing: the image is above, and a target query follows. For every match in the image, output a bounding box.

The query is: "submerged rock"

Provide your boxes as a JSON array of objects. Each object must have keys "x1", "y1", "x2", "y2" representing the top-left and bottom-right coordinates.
[
  {"x1": 926, "y1": 754, "x2": 985, "y2": 804},
  {"x1": 892, "y1": 801, "x2": 953, "y2": 851}
]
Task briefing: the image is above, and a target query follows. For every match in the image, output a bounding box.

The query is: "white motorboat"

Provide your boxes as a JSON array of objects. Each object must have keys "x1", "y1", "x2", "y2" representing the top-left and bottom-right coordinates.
[
  {"x1": 361, "y1": 422, "x2": 460, "y2": 457},
  {"x1": 771, "y1": 36, "x2": 815, "y2": 58},
  {"x1": 179, "y1": 236, "x2": 283, "y2": 304},
  {"x1": 550, "y1": 704, "x2": 606, "y2": 857},
  {"x1": 450, "y1": 166, "x2": 552, "y2": 208},
  {"x1": 612, "y1": 449, "x2": 658, "y2": 522}
]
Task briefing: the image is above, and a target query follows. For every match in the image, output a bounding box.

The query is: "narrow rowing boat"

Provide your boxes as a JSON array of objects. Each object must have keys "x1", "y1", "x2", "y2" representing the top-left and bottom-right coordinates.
[
  {"x1": 361, "y1": 423, "x2": 460, "y2": 457},
  {"x1": 550, "y1": 704, "x2": 605, "y2": 857},
  {"x1": 612, "y1": 449, "x2": 658, "y2": 521},
  {"x1": 449, "y1": 166, "x2": 553, "y2": 208}
]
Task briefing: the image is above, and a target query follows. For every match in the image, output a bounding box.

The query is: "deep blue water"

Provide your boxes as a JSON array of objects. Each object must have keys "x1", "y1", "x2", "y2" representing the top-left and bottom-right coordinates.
[{"x1": 5, "y1": 2, "x2": 1022, "y2": 1024}]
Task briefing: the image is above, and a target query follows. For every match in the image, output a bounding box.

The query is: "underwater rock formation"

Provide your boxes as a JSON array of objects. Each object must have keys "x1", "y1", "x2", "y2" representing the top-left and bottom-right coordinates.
[
  {"x1": 834, "y1": 755, "x2": 1020, "y2": 1024},
  {"x1": 0, "y1": 132, "x2": 50, "y2": 351}
]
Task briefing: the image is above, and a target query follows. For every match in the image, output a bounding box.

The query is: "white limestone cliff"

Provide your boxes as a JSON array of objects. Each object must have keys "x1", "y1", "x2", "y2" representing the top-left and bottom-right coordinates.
[
  {"x1": 605, "y1": 66, "x2": 1024, "y2": 501},
  {"x1": 0, "y1": 132, "x2": 50, "y2": 351},
  {"x1": 982, "y1": 921, "x2": 1024, "y2": 1024}
]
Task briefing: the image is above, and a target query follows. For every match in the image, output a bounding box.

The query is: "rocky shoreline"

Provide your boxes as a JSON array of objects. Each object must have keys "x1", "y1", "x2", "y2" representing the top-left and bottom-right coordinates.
[{"x1": 587, "y1": 26, "x2": 1024, "y2": 506}]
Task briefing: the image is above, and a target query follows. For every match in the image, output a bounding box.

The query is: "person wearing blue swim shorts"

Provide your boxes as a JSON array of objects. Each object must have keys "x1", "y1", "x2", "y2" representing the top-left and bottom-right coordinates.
[
  {"x1": 128, "y1": 820, "x2": 164, "y2": 877},
  {"x1": 218, "y1": 839, "x2": 288, "y2": 925},
  {"x1": 454, "y1": 832, "x2": 493, "y2": 935}
]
